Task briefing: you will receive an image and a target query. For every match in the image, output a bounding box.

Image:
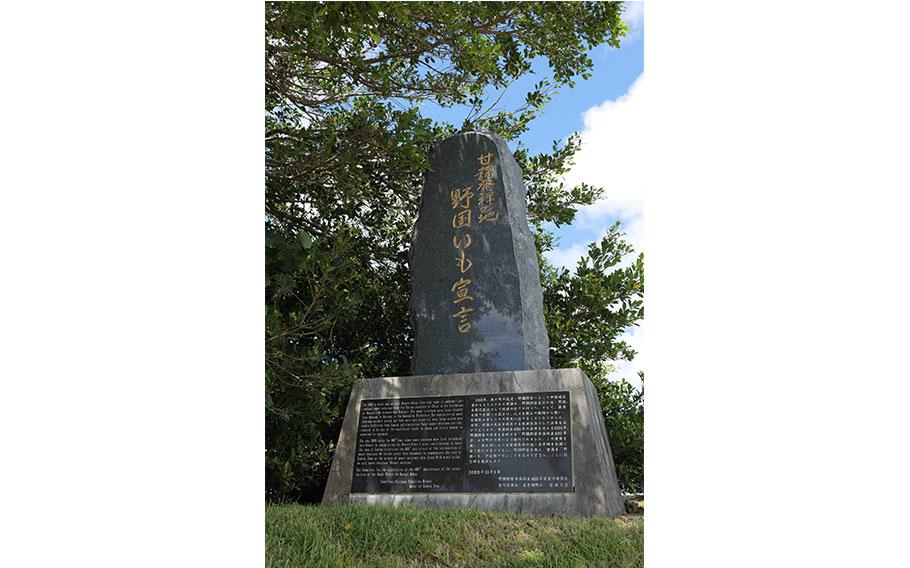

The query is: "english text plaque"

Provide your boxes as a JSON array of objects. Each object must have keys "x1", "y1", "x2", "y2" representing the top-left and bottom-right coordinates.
[{"x1": 351, "y1": 391, "x2": 572, "y2": 493}]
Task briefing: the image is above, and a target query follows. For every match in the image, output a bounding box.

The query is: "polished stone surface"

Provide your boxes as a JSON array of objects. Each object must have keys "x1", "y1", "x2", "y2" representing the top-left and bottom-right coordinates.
[
  {"x1": 322, "y1": 369, "x2": 626, "y2": 517},
  {"x1": 350, "y1": 391, "x2": 572, "y2": 493},
  {"x1": 409, "y1": 131, "x2": 550, "y2": 375}
]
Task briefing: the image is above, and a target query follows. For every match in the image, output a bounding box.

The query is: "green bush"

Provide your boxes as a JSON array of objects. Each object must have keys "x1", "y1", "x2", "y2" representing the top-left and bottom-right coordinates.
[{"x1": 594, "y1": 371, "x2": 644, "y2": 493}]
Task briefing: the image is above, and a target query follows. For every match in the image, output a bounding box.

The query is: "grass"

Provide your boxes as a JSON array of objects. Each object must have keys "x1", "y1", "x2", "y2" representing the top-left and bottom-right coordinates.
[{"x1": 266, "y1": 503, "x2": 643, "y2": 568}]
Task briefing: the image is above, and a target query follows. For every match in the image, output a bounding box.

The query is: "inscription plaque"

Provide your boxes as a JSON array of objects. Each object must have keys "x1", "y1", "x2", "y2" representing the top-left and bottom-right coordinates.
[{"x1": 351, "y1": 391, "x2": 572, "y2": 493}]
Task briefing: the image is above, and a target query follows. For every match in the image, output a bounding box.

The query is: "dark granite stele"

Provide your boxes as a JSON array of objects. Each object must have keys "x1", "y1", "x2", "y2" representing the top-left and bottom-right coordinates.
[
  {"x1": 322, "y1": 368, "x2": 626, "y2": 518},
  {"x1": 409, "y1": 131, "x2": 551, "y2": 376}
]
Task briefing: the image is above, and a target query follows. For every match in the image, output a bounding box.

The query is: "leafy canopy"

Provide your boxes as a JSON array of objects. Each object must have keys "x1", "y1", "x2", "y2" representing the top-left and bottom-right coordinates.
[{"x1": 265, "y1": 1, "x2": 643, "y2": 501}]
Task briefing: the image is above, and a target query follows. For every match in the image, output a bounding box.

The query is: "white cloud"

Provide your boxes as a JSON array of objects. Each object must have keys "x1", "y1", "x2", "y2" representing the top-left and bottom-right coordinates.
[
  {"x1": 617, "y1": 213, "x2": 643, "y2": 266},
  {"x1": 545, "y1": 72, "x2": 648, "y2": 382},
  {"x1": 547, "y1": 73, "x2": 648, "y2": 271},
  {"x1": 544, "y1": 242, "x2": 587, "y2": 272},
  {"x1": 543, "y1": 213, "x2": 642, "y2": 272},
  {"x1": 565, "y1": 73, "x2": 647, "y2": 223},
  {"x1": 623, "y1": 2, "x2": 644, "y2": 32},
  {"x1": 609, "y1": 324, "x2": 645, "y2": 388}
]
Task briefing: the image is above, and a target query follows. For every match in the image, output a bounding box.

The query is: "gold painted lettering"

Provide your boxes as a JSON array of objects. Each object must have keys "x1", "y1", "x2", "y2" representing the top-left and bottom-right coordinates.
[
  {"x1": 452, "y1": 208, "x2": 472, "y2": 229},
  {"x1": 478, "y1": 210, "x2": 499, "y2": 224},
  {"x1": 451, "y1": 277, "x2": 474, "y2": 303},
  {"x1": 453, "y1": 233, "x2": 472, "y2": 249},
  {"x1": 456, "y1": 249, "x2": 473, "y2": 273},
  {"x1": 451, "y1": 186, "x2": 473, "y2": 210}
]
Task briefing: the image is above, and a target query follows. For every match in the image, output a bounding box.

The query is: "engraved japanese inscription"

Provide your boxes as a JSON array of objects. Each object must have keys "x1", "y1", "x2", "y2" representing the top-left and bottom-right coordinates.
[
  {"x1": 351, "y1": 391, "x2": 572, "y2": 493},
  {"x1": 410, "y1": 132, "x2": 550, "y2": 375},
  {"x1": 466, "y1": 392, "x2": 571, "y2": 492}
]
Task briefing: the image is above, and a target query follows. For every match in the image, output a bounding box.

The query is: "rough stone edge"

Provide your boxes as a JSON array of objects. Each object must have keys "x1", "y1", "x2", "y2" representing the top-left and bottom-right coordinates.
[
  {"x1": 582, "y1": 376, "x2": 626, "y2": 515},
  {"x1": 321, "y1": 368, "x2": 625, "y2": 517},
  {"x1": 487, "y1": 133, "x2": 551, "y2": 371},
  {"x1": 408, "y1": 131, "x2": 550, "y2": 374}
]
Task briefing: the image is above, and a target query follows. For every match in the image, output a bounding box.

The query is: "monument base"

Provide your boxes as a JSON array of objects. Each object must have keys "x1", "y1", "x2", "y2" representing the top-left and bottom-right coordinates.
[{"x1": 322, "y1": 368, "x2": 626, "y2": 517}]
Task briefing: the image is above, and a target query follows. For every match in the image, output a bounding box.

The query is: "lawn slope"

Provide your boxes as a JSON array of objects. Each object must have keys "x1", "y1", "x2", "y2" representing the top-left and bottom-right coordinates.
[{"x1": 266, "y1": 503, "x2": 643, "y2": 568}]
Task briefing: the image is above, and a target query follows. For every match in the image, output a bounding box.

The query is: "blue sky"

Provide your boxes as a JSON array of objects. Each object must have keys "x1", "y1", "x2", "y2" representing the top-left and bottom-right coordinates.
[
  {"x1": 419, "y1": 3, "x2": 644, "y2": 265},
  {"x1": 421, "y1": 3, "x2": 646, "y2": 383},
  {"x1": 420, "y1": 27, "x2": 643, "y2": 157}
]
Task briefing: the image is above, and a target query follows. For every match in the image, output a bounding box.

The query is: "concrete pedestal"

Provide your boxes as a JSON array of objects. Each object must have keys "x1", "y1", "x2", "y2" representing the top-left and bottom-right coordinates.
[{"x1": 322, "y1": 368, "x2": 626, "y2": 517}]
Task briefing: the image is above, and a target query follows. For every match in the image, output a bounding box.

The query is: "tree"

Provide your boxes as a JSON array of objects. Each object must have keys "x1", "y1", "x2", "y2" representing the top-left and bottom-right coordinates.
[{"x1": 265, "y1": 1, "x2": 643, "y2": 502}]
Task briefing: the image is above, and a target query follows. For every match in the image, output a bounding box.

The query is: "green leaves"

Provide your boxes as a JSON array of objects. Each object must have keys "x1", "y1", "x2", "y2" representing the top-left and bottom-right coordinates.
[
  {"x1": 521, "y1": 133, "x2": 601, "y2": 227},
  {"x1": 592, "y1": 370, "x2": 644, "y2": 493},
  {"x1": 266, "y1": 2, "x2": 626, "y2": 138},
  {"x1": 535, "y1": 218, "x2": 644, "y2": 493},
  {"x1": 265, "y1": 1, "x2": 635, "y2": 503}
]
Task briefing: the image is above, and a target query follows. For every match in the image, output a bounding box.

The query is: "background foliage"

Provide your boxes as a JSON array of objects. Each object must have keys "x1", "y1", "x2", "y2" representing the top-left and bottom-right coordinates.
[{"x1": 265, "y1": 1, "x2": 644, "y2": 502}]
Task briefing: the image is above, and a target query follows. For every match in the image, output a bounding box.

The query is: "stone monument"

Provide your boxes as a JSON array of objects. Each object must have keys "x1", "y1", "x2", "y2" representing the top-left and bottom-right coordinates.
[
  {"x1": 322, "y1": 132, "x2": 626, "y2": 517},
  {"x1": 409, "y1": 132, "x2": 550, "y2": 375}
]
